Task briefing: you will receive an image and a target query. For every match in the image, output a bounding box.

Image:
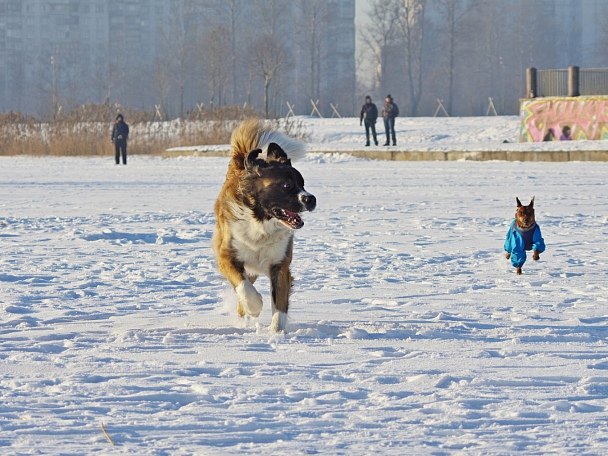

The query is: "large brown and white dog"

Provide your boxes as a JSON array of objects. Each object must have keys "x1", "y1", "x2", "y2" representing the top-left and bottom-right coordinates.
[{"x1": 212, "y1": 118, "x2": 316, "y2": 332}]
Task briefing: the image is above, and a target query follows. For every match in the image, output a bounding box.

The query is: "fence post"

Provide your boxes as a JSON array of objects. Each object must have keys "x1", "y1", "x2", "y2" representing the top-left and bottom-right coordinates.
[
  {"x1": 526, "y1": 67, "x2": 537, "y2": 98},
  {"x1": 568, "y1": 65, "x2": 580, "y2": 97}
]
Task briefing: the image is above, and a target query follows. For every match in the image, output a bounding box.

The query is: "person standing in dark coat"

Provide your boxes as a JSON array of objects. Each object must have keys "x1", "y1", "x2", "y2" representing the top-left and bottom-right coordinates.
[
  {"x1": 359, "y1": 96, "x2": 378, "y2": 146},
  {"x1": 111, "y1": 114, "x2": 129, "y2": 165},
  {"x1": 381, "y1": 94, "x2": 399, "y2": 146}
]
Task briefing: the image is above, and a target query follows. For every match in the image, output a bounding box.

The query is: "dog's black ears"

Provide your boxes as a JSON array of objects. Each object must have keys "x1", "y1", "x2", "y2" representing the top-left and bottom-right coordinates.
[
  {"x1": 530, "y1": 196, "x2": 535, "y2": 207},
  {"x1": 245, "y1": 149, "x2": 266, "y2": 174},
  {"x1": 245, "y1": 144, "x2": 291, "y2": 174},
  {"x1": 266, "y1": 143, "x2": 291, "y2": 166}
]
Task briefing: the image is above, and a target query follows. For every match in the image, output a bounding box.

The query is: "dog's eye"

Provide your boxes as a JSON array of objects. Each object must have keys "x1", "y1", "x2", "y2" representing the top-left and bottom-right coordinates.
[{"x1": 282, "y1": 181, "x2": 292, "y2": 190}]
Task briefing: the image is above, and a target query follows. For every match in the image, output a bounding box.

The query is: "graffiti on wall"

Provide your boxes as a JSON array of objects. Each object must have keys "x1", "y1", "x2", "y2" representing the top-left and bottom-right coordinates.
[{"x1": 519, "y1": 96, "x2": 608, "y2": 142}]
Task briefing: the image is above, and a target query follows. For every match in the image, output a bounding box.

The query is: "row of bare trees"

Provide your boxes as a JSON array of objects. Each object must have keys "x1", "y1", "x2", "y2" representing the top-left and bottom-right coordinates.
[
  {"x1": 3, "y1": 0, "x2": 600, "y2": 118},
  {"x1": 359, "y1": 0, "x2": 602, "y2": 117},
  {"x1": 1, "y1": 0, "x2": 350, "y2": 120}
]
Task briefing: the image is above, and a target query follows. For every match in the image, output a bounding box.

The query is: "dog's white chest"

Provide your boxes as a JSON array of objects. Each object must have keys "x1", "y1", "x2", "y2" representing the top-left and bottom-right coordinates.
[{"x1": 229, "y1": 208, "x2": 292, "y2": 276}]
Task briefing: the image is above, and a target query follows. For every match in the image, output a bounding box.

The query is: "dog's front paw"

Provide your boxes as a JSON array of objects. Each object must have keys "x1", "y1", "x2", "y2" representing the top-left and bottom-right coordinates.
[
  {"x1": 271, "y1": 311, "x2": 287, "y2": 333},
  {"x1": 533, "y1": 250, "x2": 540, "y2": 261},
  {"x1": 235, "y1": 281, "x2": 263, "y2": 317},
  {"x1": 516, "y1": 267, "x2": 522, "y2": 275},
  {"x1": 505, "y1": 252, "x2": 511, "y2": 260}
]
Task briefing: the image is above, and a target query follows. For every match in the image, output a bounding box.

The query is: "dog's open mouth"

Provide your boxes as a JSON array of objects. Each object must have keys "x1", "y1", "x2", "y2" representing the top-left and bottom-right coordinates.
[{"x1": 272, "y1": 207, "x2": 304, "y2": 229}]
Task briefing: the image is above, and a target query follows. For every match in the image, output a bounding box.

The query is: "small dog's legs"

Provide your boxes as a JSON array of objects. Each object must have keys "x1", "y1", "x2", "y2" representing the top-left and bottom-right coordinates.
[
  {"x1": 506, "y1": 252, "x2": 522, "y2": 274},
  {"x1": 533, "y1": 250, "x2": 540, "y2": 261}
]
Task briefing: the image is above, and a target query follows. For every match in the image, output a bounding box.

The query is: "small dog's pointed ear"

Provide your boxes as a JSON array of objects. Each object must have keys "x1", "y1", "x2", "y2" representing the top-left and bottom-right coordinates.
[
  {"x1": 516, "y1": 197, "x2": 522, "y2": 207},
  {"x1": 266, "y1": 143, "x2": 291, "y2": 165},
  {"x1": 530, "y1": 196, "x2": 535, "y2": 207},
  {"x1": 245, "y1": 149, "x2": 264, "y2": 174}
]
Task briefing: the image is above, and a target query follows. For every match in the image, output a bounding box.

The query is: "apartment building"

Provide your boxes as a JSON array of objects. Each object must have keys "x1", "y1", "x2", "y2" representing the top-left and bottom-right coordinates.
[{"x1": 0, "y1": 0, "x2": 355, "y2": 116}]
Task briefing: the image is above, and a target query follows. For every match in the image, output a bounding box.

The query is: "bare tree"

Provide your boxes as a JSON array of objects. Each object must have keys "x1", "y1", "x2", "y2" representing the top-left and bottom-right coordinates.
[
  {"x1": 297, "y1": 0, "x2": 330, "y2": 102},
  {"x1": 92, "y1": 56, "x2": 124, "y2": 106},
  {"x1": 200, "y1": 26, "x2": 232, "y2": 107},
  {"x1": 360, "y1": 0, "x2": 402, "y2": 92},
  {"x1": 396, "y1": 0, "x2": 427, "y2": 116},
  {"x1": 254, "y1": 0, "x2": 291, "y2": 38},
  {"x1": 64, "y1": 41, "x2": 89, "y2": 110},
  {"x1": 158, "y1": 0, "x2": 201, "y2": 118},
  {"x1": 153, "y1": 59, "x2": 171, "y2": 120},
  {"x1": 247, "y1": 34, "x2": 290, "y2": 118},
  {"x1": 202, "y1": 0, "x2": 245, "y2": 104},
  {"x1": 247, "y1": 0, "x2": 293, "y2": 117},
  {"x1": 435, "y1": 0, "x2": 479, "y2": 115}
]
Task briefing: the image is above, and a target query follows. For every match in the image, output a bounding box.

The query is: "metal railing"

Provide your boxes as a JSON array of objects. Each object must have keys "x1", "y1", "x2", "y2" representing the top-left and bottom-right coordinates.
[
  {"x1": 579, "y1": 69, "x2": 608, "y2": 96},
  {"x1": 536, "y1": 69, "x2": 568, "y2": 97},
  {"x1": 527, "y1": 67, "x2": 608, "y2": 98}
]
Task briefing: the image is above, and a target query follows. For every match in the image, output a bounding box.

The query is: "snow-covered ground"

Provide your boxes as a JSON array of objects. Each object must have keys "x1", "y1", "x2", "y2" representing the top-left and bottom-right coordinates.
[
  {"x1": 168, "y1": 115, "x2": 608, "y2": 154},
  {"x1": 304, "y1": 116, "x2": 523, "y2": 151},
  {"x1": 1, "y1": 119, "x2": 608, "y2": 454}
]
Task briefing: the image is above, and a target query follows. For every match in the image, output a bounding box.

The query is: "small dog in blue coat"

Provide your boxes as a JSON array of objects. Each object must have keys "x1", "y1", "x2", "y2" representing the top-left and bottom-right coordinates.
[{"x1": 504, "y1": 196, "x2": 545, "y2": 275}]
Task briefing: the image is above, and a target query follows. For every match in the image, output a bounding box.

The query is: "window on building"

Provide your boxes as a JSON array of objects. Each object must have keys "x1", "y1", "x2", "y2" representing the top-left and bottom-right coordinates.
[{"x1": 7, "y1": 1, "x2": 21, "y2": 13}]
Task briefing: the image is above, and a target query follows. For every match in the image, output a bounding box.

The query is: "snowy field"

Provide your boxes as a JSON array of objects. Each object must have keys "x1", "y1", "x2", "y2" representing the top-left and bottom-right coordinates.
[
  {"x1": 2, "y1": 122, "x2": 608, "y2": 454},
  {"x1": 170, "y1": 115, "x2": 608, "y2": 155}
]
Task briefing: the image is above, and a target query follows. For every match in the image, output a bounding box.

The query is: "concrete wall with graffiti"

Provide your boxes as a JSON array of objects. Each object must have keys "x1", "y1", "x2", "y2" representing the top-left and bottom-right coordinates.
[{"x1": 519, "y1": 96, "x2": 608, "y2": 142}]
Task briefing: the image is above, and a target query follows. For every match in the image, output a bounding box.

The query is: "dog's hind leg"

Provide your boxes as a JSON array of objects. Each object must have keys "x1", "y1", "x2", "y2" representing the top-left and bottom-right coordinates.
[{"x1": 270, "y1": 260, "x2": 293, "y2": 332}]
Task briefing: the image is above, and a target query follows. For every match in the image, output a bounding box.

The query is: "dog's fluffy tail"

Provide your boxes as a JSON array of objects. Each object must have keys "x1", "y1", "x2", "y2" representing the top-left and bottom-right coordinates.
[{"x1": 230, "y1": 118, "x2": 306, "y2": 170}]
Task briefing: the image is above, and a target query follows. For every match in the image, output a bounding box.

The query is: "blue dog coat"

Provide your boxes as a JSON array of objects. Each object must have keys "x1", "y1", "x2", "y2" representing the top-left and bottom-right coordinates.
[{"x1": 504, "y1": 220, "x2": 545, "y2": 268}]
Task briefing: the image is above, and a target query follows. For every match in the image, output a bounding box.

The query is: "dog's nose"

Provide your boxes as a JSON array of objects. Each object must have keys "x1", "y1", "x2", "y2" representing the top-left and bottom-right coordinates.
[{"x1": 301, "y1": 194, "x2": 316, "y2": 211}]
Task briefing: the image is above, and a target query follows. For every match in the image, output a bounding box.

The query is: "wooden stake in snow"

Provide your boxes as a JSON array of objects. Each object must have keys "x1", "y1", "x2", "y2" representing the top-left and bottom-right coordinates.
[
  {"x1": 101, "y1": 422, "x2": 116, "y2": 446},
  {"x1": 285, "y1": 101, "x2": 296, "y2": 118},
  {"x1": 330, "y1": 103, "x2": 342, "y2": 118},
  {"x1": 310, "y1": 99, "x2": 323, "y2": 117}
]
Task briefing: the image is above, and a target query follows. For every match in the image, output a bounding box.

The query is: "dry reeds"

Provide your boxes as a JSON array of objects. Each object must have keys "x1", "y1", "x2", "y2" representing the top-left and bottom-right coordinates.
[{"x1": 0, "y1": 104, "x2": 307, "y2": 157}]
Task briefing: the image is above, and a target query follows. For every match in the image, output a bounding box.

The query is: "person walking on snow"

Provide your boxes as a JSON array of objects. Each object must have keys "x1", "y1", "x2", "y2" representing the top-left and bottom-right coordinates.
[
  {"x1": 111, "y1": 113, "x2": 130, "y2": 165},
  {"x1": 360, "y1": 96, "x2": 378, "y2": 146},
  {"x1": 382, "y1": 94, "x2": 399, "y2": 146}
]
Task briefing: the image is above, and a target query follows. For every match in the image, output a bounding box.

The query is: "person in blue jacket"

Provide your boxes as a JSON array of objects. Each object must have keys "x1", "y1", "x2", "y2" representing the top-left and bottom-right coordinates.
[{"x1": 504, "y1": 197, "x2": 545, "y2": 275}]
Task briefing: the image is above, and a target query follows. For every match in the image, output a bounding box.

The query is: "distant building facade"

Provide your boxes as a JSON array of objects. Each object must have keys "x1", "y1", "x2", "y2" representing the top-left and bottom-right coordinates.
[
  {"x1": 553, "y1": 0, "x2": 602, "y2": 68},
  {"x1": 0, "y1": 0, "x2": 170, "y2": 114},
  {"x1": 0, "y1": 0, "x2": 356, "y2": 117}
]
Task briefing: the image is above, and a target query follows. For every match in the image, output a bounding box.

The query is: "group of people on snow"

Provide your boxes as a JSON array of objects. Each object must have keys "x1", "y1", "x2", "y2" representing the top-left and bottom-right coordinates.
[
  {"x1": 109, "y1": 96, "x2": 398, "y2": 167},
  {"x1": 360, "y1": 94, "x2": 399, "y2": 147}
]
